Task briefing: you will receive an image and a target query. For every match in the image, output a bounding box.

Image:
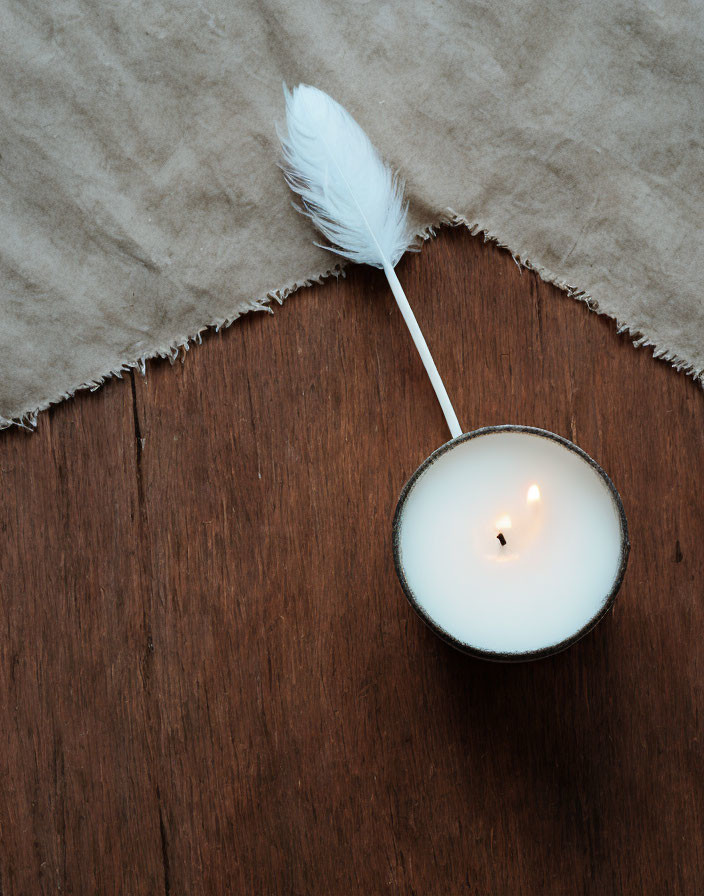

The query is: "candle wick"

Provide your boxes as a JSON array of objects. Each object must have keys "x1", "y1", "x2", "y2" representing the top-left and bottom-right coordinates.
[{"x1": 497, "y1": 532, "x2": 507, "y2": 547}]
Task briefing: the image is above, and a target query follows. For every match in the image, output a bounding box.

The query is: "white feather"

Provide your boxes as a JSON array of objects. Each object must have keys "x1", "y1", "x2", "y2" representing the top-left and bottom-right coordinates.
[
  {"x1": 277, "y1": 84, "x2": 462, "y2": 439},
  {"x1": 278, "y1": 84, "x2": 412, "y2": 269}
]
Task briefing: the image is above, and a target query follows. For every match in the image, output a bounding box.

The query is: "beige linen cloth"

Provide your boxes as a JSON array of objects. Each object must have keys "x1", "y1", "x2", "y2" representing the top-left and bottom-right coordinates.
[{"x1": 2, "y1": 0, "x2": 703, "y2": 427}]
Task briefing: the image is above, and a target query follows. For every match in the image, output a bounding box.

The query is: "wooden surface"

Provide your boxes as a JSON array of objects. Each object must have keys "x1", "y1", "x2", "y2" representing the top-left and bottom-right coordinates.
[{"x1": 1, "y1": 228, "x2": 703, "y2": 895}]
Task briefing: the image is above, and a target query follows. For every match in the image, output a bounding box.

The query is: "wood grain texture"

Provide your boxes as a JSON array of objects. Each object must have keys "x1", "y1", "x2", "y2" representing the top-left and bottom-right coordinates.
[{"x1": 1, "y1": 227, "x2": 702, "y2": 895}]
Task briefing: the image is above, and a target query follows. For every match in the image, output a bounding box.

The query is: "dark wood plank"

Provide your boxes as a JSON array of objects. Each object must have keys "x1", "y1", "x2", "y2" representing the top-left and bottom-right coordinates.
[{"x1": 1, "y1": 227, "x2": 702, "y2": 895}]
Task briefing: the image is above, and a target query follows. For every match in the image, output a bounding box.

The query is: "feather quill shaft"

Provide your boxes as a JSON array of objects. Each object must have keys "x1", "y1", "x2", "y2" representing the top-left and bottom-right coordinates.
[
  {"x1": 279, "y1": 84, "x2": 462, "y2": 439},
  {"x1": 383, "y1": 263, "x2": 462, "y2": 438}
]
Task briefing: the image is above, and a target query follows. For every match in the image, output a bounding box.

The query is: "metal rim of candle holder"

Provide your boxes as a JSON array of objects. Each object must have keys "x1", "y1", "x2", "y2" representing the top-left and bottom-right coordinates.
[{"x1": 391, "y1": 424, "x2": 630, "y2": 663}]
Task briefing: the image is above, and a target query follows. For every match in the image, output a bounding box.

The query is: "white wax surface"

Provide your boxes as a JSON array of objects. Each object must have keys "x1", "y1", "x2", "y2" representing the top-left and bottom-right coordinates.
[{"x1": 396, "y1": 430, "x2": 624, "y2": 655}]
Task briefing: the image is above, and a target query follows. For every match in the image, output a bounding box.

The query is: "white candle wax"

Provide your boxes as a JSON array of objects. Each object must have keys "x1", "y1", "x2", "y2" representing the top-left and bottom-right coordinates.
[{"x1": 393, "y1": 426, "x2": 628, "y2": 659}]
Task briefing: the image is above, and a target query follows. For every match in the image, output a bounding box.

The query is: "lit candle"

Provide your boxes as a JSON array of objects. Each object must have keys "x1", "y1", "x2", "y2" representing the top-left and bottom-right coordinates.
[{"x1": 393, "y1": 426, "x2": 629, "y2": 661}]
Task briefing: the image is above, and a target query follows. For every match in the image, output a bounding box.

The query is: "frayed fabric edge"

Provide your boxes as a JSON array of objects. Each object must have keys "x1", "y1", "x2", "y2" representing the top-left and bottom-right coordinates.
[
  {"x1": 2, "y1": 214, "x2": 702, "y2": 431},
  {"x1": 0, "y1": 263, "x2": 345, "y2": 431},
  {"x1": 440, "y1": 211, "x2": 704, "y2": 383}
]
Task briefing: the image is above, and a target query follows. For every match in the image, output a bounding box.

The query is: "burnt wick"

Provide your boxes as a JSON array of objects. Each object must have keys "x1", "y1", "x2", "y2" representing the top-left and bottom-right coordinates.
[{"x1": 497, "y1": 532, "x2": 507, "y2": 547}]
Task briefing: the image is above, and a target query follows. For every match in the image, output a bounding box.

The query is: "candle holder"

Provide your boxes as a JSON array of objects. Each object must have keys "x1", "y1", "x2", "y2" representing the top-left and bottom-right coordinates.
[{"x1": 392, "y1": 425, "x2": 630, "y2": 663}]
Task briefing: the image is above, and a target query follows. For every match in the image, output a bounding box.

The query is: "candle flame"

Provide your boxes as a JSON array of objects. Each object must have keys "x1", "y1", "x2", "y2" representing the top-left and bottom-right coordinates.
[
  {"x1": 526, "y1": 483, "x2": 541, "y2": 503},
  {"x1": 495, "y1": 514, "x2": 512, "y2": 531}
]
